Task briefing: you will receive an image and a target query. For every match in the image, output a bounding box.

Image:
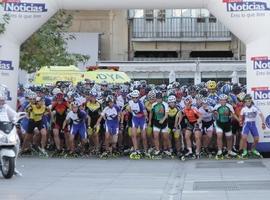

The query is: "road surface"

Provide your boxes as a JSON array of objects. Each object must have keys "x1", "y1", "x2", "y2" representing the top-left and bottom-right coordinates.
[{"x1": 1, "y1": 158, "x2": 270, "y2": 200}]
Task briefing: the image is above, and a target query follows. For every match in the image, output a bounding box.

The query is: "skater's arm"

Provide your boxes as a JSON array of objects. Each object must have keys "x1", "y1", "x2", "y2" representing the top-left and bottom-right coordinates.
[
  {"x1": 144, "y1": 109, "x2": 148, "y2": 122},
  {"x1": 239, "y1": 114, "x2": 244, "y2": 127},
  {"x1": 148, "y1": 111, "x2": 153, "y2": 126},
  {"x1": 174, "y1": 111, "x2": 181, "y2": 129},
  {"x1": 232, "y1": 113, "x2": 240, "y2": 122},
  {"x1": 87, "y1": 115, "x2": 91, "y2": 128},
  {"x1": 160, "y1": 112, "x2": 168, "y2": 124},
  {"x1": 259, "y1": 113, "x2": 266, "y2": 129},
  {"x1": 96, "y1": 116, "x2": 102, "y2": 126},
  {"x1": 62, "y1": 119, "x2": 68, "y2": 130}
]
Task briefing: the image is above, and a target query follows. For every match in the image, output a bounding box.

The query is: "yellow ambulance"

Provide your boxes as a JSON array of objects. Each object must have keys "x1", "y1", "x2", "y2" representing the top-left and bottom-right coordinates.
[
  {"x1": 33, "y1": 65, "x2": 130, "y2": 85},
  {"x1": 33, "y1": 65, "x2": 83, "y2": 85}
]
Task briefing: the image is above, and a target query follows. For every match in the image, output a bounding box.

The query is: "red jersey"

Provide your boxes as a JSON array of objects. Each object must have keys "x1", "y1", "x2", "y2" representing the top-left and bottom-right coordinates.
[
  {"x1": 183, "y1": 107, "x2": 200, "y2": 123},
  {"x1": 52, "y1": 101, "x2": 69, "y2": 115},
  {"x1": 233, "y1": 102, "x2": 244, "y2": 118}
]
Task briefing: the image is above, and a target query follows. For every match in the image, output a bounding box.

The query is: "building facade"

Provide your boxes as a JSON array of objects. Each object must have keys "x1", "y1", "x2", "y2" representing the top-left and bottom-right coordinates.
[
  {"x1": 69, "y1": 9, "x2": 247, "y2": 84},
  {"x1": 68, "y1": 10, "x2": 129, "y2": 61}
]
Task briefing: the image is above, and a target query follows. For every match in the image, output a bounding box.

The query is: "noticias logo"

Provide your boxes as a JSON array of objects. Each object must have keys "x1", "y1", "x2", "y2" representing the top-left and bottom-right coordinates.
[
  {"x1": 251, "y1": 56, "x2": 270, "y2": 70},
  {"x1": 4, "y1": 2, "x2": 48, "y2": 13},
  {"x1": 252, "y1": 87, "x2": 270, "y2": 100},
  {"x1": 0, "y1": 60, "x2": 13, "y2": 71},
  {"x1": 223, "y1": 0, "x2": 270, "y2": 12}
]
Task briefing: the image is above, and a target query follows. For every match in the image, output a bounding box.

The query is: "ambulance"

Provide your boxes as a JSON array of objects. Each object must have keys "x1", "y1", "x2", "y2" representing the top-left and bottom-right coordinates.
[
  {"x1": 33, "y1": 65, "x2": 130, "y2": 85},
  {"x1": 83, "y1": 66, "x2": 131, "y2": 84},
  {"x1": 33, "y1": 65, "x2": 82, "y2": 86}
]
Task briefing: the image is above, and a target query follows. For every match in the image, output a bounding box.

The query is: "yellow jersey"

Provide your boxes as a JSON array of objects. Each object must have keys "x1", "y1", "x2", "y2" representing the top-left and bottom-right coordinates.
[{"x1": 28, "y1": 104, "x2": 46, "y2": 122}]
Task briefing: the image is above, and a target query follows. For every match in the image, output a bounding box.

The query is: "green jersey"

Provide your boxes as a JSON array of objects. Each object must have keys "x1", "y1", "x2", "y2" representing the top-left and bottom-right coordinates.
[
  {"x1": 214, "y1": 103, "x2": 234, "y2": 123},
  {"x1": 152, "y1": 102, "x2": 169, "y2": 121}
]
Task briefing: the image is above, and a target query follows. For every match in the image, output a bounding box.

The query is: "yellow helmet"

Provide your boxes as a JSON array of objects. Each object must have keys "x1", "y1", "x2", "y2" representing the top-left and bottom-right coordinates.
[{"x1": 207, "y1": 81, "x2": 217, "y2": 90}]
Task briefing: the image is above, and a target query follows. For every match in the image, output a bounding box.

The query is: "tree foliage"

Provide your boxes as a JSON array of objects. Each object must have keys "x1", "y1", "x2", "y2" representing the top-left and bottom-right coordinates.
[
  {"x1": 20, "y1": 10, "x2": 89, "y2": 73},
  {"x1": 0, "y1": 12, "x2": 10, "y2": 35}
]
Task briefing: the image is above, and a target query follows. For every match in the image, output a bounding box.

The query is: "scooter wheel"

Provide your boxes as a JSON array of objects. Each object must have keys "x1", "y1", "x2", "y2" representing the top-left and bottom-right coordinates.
[{"x1": 1, "y1": 156, "x2": 15, "y2": 179}]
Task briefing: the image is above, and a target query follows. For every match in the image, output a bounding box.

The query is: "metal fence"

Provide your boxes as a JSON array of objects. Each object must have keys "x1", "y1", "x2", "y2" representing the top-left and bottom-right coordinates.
[
  {"x1": 132, "y1": 57, "x2": 237, "y2": 61},
  {"x1": 131, "y1": 17, "x2": 231, "y2": 39}
]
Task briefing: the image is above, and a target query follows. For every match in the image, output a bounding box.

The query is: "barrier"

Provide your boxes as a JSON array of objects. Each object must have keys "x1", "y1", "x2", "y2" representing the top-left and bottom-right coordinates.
[{"x1": 1, "y1": 0, "x2": 270, "y2": 151}]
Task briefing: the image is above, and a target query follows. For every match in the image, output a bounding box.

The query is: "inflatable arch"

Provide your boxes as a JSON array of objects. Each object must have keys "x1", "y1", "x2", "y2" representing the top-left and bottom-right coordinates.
[{"x1": 1, "y1": 0, "x2": 270, "y2": 150}]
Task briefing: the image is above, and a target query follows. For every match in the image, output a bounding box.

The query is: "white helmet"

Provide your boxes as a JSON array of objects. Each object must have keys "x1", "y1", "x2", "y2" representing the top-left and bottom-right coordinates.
[
  {"x1": 147, "y1": 90, "x2": 156, "y2": 100},
  {"x1": 71, "y1": 101, "x2": 81, "y2": 107},
  {"x1": 219, "y1": 94, "x2": 228, "y2": 100},
  {"x1": 167, "y1": 84, "x2": 173, "y2": 90},
  {"x1": 168, "y1": 95, "x2": 176, "y2": 103},
  {"x1": 130, "y1": 90, "x2": 140, "y2": 98},
  {"x1": 52, "y1": 88, "x2": 62, "y2": 96},
  {"x1": 0, "y1": 92, "x2": 6, "y2": 101},
  {"x1": 133, "y1": 81, "x2": 141, "y2": 89},
  {"x1": 29, "y1": 92, "x2": 37, "y2": 99}
]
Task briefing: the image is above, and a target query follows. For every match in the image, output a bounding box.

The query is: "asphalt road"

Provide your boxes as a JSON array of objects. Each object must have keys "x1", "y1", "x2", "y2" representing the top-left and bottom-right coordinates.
[{"x1": 1, "y1": 158, "x2": 270, "y2": 200}]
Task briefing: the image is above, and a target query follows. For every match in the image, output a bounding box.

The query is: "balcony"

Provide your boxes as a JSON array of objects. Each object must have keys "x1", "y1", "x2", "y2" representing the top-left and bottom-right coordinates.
[{"x1": 131, "y1": 17, "x2": 232, "y2": 42}]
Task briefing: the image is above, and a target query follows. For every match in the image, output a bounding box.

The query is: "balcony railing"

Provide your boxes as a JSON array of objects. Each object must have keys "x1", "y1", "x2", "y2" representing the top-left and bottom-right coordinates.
[{"x1": 131, "y1": 17, "x2": 232, "y2": 41}]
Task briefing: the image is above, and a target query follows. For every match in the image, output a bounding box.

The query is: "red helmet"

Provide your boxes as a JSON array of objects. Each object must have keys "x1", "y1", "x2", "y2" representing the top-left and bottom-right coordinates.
[
  {"x1": 175, "y1": 91, "x2": 183, "y2": 98},
  {"x1": 56, "y1": 93, "x2": 64, "y2": 100}
]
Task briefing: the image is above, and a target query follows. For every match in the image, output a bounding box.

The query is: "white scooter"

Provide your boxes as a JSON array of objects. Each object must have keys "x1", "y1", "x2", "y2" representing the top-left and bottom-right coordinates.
[{"x1": 0, "y1": 113, "x2": 25, "y2": 179}]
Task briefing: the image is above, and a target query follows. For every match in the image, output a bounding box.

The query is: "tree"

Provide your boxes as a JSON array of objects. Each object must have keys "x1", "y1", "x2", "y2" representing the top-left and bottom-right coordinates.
[
  {"x1": 0, "y1": 4, "x2": 10, "y2": 35},
  {"x1": 20, "y1": 10, "x2": 89, "y2": 73},
  {"x1": 0, "y1": 1, "x2": 10, "y2": 34}
]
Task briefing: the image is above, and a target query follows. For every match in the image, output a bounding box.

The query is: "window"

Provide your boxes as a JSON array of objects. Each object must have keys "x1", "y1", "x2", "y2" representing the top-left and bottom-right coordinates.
[
  {"x1": 144, "y1": 9, "x2": 154, "y2": 20},
  {"x1": 209, "y1": 14, "x2": 217, "y2": 23},
  {"x1": 134, "y1": 51, "x2": 178, "y2": 58},
  {"x1": 134, "y1": 9, "x2": 144, "y2": 18},
  {"x1": 172, "y1": 9, "x2": 182, "y2": 17},
  {"x1": 197, "y1": 17, "x2": 206, "y2": 23},
  {"x1": 190, "y1": 51, "x2": 234, "y2": 58},
  {"x1": 157, "y1": 9, "x2": 166, "y2": 21}
]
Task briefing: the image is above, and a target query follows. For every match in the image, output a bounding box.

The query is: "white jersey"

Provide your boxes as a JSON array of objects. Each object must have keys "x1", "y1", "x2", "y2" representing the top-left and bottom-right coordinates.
[
  {"x1": 116, "y1": 95, "x2": 124, "y2": 110},
  {"x1": 75, "y1": 96, "x2": 86, "y2": 106},
  {"x1": 66, "y1": 111, "x2": 86, "y2": 124},
  {"x1": 140, "y1": 95, "x2": 147, "y2": 103},
  {"x1": 0, "y1": 104, "x2": 17, "y2": 122},
  {"x1": 191, "y1": 97, "x2": 197, "y2": 107},
  {"x1": 128, "y1": 100, "x2": 145, "y2": 117},
  {"x1": 199, "y1": 106, "x2": 214, "y2": 122},
  {"x1": 66, "y1": 111, "x2": 80, "y2": 124},
  {"x1": 240, "y1": 105, "x2": 261, "y2": 122},
  {"x1": 101, "y1": 105, "x2": 120, "y2": 121},
  {"x1": 176, "y1": 100, "x2": 185, "y2": 111}
]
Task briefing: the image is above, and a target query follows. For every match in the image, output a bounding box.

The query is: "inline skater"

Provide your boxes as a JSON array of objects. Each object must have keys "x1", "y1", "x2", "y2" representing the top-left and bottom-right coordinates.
[
  {"x1": 240, "y1": 94, "x2": 266, "y2": 158},
  {"x1": 232, "y1": 92, "x2": 246, "y2": 152},
  {"x1": 85, "y1": 91, "x2": 101, "y2": 155},
  {"x1": 97, "y1": 95, "x2": 121, "y2": 158},
  {"x1": 182, "y1": 96, "x2": 202, "y2": 159},
  {"x1": 167, "y1": 95, "x2": 182, "y2": 157},
  {"x1": 149, "y1": 91, "x2": 169, "y2": 158},
  {"x1": 128, "y1": 90, "x2": 149, "y2": 159},
  {"x1": 62, "y1": 101, "x2": 88, "y2": 156},
  {"x1": 22, "y1": 96, "x2": 49, "y2": 157},
  {"x1": 51, "y1": 91, "x2": 69, "y2": 154},
  {"x1": 199, "y1": 98, "x2": 214, "y2": 156},
  {"x1": 214, "y1": 94, "x2": 239, "y2": 159}
]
